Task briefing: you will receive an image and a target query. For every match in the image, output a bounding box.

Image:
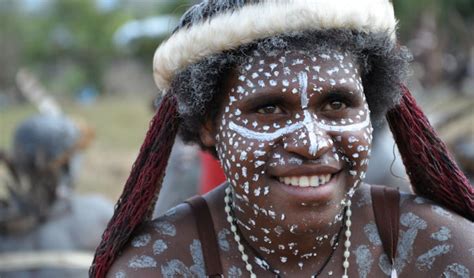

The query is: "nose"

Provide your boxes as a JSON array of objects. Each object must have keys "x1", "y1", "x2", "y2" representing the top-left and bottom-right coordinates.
[{"x1": 282, "y1": 111, "x2": 333, "y2": 159}]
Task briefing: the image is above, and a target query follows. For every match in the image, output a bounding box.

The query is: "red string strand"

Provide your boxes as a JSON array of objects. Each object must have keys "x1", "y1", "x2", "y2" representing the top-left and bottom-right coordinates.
[
  {"x1": 90, "y1": 94, "x2": 180, "y2": 277},
  {"x1": 386, "y1": 85, "x2": 473, "y2": 220}
]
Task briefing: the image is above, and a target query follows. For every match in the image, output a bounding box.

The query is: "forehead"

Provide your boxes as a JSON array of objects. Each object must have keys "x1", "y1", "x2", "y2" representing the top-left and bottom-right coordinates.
[
  {"x1": 237, "y1": 49, "x2": 359, "y2": 77},
  {"x1": 224, "y1": 49, "x2": 363, "y2": 98}
]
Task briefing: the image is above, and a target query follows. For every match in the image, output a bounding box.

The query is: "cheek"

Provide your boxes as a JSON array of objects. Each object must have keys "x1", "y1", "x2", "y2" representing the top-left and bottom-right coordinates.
[
  {"x1": 332, "y1": 125, "x2": 373, "y2": 175},
  {"x1": 215, "y1": 118, "x2": 276, "y2": 192}
]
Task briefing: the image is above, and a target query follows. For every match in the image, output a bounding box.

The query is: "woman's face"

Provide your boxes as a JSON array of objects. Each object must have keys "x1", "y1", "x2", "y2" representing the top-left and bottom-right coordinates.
[{"x1": 207, "y1": 49, "x2": 373, "y2": 231}]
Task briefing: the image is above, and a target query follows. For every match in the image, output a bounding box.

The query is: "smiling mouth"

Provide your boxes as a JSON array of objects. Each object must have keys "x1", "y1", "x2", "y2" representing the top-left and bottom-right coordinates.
[{"x1": 278, "y1": 174, "x2": 333, "y2": 187}]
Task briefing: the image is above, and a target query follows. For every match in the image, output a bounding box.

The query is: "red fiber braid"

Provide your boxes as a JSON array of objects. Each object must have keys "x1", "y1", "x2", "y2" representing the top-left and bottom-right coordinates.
[
  {"x1": 90, "y1": 94, "x2": 180, "y2": 277},
  {"x1": 386, "y1": 85, "x2": 473, "y2": 220}
]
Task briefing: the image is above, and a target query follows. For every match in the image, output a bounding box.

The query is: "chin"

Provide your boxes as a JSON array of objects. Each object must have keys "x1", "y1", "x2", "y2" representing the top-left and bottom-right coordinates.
[{"x1": 265, "y1": 174, "x2": 359, "y2": 225}]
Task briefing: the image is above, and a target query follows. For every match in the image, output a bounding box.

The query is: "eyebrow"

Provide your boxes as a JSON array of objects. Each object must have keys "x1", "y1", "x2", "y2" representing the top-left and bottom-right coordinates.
[
  {"x1": 238, "y1": 89, "x2": 289, "y2": 108},
  {"x1": 321, "y1": 82, "x2": 362, "y2": 95},
  {"x1": 235, "y1": 79, "x2": 362, "y2": 107}
]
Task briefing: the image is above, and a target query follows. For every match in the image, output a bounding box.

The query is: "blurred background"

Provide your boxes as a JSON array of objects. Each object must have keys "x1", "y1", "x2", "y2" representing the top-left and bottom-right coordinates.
[{"x1": 0, "y1": 0, "x2": 473, "y2": 277}]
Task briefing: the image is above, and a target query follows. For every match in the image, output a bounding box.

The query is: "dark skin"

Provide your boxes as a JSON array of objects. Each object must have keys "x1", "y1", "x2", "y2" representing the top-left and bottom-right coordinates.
[
  {"x1": 107, "y1": 51, "x2": 473, "y2": 277},
  {"x1": 107, "y1": 185, "x2": 473, "y2": 277}
]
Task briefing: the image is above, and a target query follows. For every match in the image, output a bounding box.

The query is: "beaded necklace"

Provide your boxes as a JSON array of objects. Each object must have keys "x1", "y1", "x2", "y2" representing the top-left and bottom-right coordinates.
[{"x1": 224, "y1": 185, "x2": 353, "y2": 277}]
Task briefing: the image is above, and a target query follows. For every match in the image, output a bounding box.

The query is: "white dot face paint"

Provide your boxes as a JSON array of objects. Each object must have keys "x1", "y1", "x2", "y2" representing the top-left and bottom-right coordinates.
[{"x1": 212, "y1": 49, "x2": 372, "y2": 264}]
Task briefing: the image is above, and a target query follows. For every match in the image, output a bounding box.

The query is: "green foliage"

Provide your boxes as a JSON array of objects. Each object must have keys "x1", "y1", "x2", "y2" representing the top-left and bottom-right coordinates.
[
  {"x1": 394, "y1": 0, "x2": 473, "y2": 40},
  {"x1": 114, "y1": 0, "x2": 193, "y2": 66},
  {"x1": 20, "y1": 0, "x2": 130, "y2": 93},
  {"x1": 394, "y1": 0, "x2": 434, "y2": 39},
  {"x1": 0, "y1": 0, "x2": 192, "y2": 95}
]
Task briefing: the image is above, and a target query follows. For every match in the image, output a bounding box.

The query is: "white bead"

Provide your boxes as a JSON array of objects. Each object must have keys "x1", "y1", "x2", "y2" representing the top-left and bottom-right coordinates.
[
  {"x1": 391, "y1": 268, "x2": 398, "y2": 278},
  {"x1": 339, "y1": 200, "x2": 352, "y2": 276},
  {"x1": 344, "y1": 240, "x2": 351, "y2": 248},
  {"x1": 225, "y1": 186, "x2": 257, "y2": 278}
]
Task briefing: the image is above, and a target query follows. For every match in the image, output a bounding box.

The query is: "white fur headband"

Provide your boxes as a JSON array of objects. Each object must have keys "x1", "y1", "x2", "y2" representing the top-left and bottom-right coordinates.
[{"x1": 153, "y1": 0, "x2": 397, "y2": 92}]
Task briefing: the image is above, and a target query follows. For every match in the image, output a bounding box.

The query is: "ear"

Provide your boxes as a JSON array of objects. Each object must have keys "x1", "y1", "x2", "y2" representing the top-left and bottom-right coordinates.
[{"x1": 199, "y1": 118, "x2": 216, "y2": 147}]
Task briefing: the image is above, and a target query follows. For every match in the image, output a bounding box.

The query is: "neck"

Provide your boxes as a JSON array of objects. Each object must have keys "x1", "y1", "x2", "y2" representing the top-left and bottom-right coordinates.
[{"x1": 229, "y1": 188, "x2": 348, "y2": 275}]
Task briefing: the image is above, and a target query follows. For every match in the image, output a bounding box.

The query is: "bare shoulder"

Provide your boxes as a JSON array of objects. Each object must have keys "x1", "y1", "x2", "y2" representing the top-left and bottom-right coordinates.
[
  {"x1": 395, "y1": 192, "x2": 474, "y2": 276},
  {"x1": 106, "y1": 202, "x2": 206, "y2": 278}
]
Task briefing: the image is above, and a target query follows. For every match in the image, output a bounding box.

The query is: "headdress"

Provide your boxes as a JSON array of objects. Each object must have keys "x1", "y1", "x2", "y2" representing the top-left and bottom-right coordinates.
[{"x1": 90, "y1": 1, "x2": 473, "y2": 276}]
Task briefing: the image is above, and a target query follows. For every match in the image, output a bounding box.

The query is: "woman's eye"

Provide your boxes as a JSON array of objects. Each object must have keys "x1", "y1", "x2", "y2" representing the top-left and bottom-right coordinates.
[
  {"x1": 257, "y1": 105, "x2": 283, "y2": 114},
  {"x1": 323, "y1": 100, "x2": 347, "y2": 111}
]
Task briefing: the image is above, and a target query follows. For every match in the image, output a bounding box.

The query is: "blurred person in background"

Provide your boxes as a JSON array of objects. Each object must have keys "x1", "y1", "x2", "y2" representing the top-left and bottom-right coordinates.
[{"x1": 0, "y1": 114, "x2": 113, "y2": 278}]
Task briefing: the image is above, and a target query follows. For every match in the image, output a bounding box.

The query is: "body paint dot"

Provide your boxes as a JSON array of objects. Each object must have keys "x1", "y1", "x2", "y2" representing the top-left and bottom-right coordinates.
[
  {"x1": 415, "y1": 244, "x2": 453, "y2": 271},
  {"x1": 131, "y1": 234, "x2": 151, "y2": 248},
  {"x1": 128, "y1": 255, "x2": 157, "y2": 269},
  {"x1": 443, "y1": 263, "x2": 470, "y2": 278},
  {"x1": 431, "y1": 226, "x2": 451, "y2": 241},
  {"x1": 115, "y1": 271, "x2": 126, "y2": 278},
  {"x1": 153, "y1": 239, "x2": 168, "y2": 255}
]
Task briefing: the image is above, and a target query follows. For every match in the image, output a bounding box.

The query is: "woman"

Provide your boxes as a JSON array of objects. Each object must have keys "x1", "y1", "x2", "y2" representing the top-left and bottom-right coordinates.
[{"x1": 91, "y1": 1, "x2": 473, "y2": 277}]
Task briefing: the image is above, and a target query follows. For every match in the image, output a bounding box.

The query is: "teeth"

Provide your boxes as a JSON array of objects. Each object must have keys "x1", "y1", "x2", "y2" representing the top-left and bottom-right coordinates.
[
  {"x1": 299, "y1": 176, "x2": 309, "y2": 187},
  {"x1": 279, "y1": 174, "x2": 332, "y2": 187},
  {"x1": 291, "y1": 177, "x2": 298, "y2": 186},
  {"x1": 310, "y1": 176, "x2": 319, "y2": 187}
]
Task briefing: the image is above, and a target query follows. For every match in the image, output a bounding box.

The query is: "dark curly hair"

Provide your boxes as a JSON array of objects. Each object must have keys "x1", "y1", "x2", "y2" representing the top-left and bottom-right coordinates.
[{"x1": 169, "y1": 29, "x2": 411, "y2": 153}]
